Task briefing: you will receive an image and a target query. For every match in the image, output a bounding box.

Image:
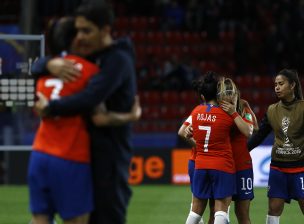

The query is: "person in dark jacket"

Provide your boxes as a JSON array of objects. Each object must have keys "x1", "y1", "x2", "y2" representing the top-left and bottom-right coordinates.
[{"x1": 33, "y1": 3, "x2": 137, "y2": 224}]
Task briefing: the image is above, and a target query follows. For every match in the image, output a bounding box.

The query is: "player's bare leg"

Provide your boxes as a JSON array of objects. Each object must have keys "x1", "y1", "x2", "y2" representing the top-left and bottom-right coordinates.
[
  {"x1": 235, "y1": 199, "x2": 251, "y2": 224},
  {"x1": 186, "y1": 196, "x2": 208, "y2": 224},
  {"x1": 207, "y1": 199, "x2": 215, "y2": 224},
  {"x1": 64, "y1": 213, "x2": 90, "y2": 224},
  {"x1": 214, "y1": 197, "x2": 231, "y2": 224},
  {"x1": 31, "y1": 214, "x2": 50, "y2": 224},
  {"x1": 266, "y1": 198, "x2": 284, "y2": 224},
  {"x1": 298, "y1": 198, "x2": 304, "y2": 214}
]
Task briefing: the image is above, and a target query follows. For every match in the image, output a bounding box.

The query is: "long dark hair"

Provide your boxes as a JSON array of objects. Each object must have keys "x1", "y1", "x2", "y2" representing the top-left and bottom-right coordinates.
[
  {"x1": 47, "y1": 17, "x2": 76, "y2": 56},
  {"x1": 277, "y1": 69, "x2": 303, "y2": 100},
  {"x1": 192, "y1": 71, "x2": 221, "y2": 102}
]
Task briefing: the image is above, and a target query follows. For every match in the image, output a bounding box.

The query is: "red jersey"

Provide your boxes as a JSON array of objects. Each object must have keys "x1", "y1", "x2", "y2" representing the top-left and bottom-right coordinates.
[
  {"x1": 231, "y1": 107, "x2": 254, "y2": 171},
  {"x1": 33, "y1": 55, "x2": 99, "y2": 163},
  {"x1": 191, "y1": 104, "x2": 235, "y2": 173},
  {"x1": 183, "y1": 116, "x2": 196, "y2": 161}
]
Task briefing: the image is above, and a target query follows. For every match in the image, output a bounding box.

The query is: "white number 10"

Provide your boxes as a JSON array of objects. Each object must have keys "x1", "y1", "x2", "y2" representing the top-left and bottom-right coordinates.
[{"x1": 198, "y1": 125, "x2": 211, "y2": 152}]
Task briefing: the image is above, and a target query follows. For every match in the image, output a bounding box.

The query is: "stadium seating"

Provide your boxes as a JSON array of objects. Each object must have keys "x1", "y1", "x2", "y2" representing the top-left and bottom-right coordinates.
[{"x1": 110, "y1": 16, "x2": 296, "y2": 133}]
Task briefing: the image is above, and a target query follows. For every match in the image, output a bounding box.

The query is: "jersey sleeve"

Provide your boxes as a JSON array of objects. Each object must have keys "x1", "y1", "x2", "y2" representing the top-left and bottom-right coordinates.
[
  {"x1": 243, "y1": 107, "x2": 254, "y2": 125},
  {"x1": 183, "y1": 115, "x2": 192, "y2": 126}
]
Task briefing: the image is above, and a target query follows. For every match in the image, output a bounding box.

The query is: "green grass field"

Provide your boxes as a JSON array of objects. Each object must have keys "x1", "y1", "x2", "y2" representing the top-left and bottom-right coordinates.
[{"x1": 0, "y1": 185, "x2": 302, "y2": 223}]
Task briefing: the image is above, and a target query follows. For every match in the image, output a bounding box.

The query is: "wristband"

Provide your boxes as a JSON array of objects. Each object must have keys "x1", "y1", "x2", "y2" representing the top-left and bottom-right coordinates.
[{"x1": 231, "y1": 112, "x2": 239, "y2": 119}]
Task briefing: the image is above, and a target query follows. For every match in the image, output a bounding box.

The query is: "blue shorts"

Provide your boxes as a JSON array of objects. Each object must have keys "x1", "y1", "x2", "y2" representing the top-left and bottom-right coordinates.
[
  {"x1": 188, "y1": 160, "x2": 195, "y2": 193},
  {"x1": 232, "y1": 169, "x2": 254, "y2": 201},
  {"x1": 28, "y1": 151, "x2": 94, "y2": 220},
  {"x1": 268, "y1": 168, "x2": 304, "y2": 203},
  {"x1": 193, "y1": 169, "x2": 236, "y2": 199}
]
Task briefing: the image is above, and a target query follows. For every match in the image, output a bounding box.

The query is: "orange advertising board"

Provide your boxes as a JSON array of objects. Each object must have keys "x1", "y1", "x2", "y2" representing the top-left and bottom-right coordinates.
[{"x1": 171, "y1": 148, "x2": 191, "y2": 184}]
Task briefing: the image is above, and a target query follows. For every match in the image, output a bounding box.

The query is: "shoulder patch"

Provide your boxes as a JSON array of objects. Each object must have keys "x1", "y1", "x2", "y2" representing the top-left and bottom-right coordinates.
[{"x1": 245, "y1": 113, "x2": 253, "y2": 121}]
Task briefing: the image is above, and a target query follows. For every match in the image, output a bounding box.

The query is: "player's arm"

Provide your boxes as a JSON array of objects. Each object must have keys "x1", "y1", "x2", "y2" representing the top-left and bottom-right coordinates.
[
  {"x1": 178, "y1": 117, "x2": 196, "y2": 147},
  {"x1": 38, "y1": 52, "x2": 132, "y2": 116},
  {"x1": 241, "y1": 99, "x2": 259, "y2": 131},
  {"x1": 31, "y1": 57, "x2": 80, "y2": 82},
  {"x1": 31, "y1": 57, "x2": 51, "y2": 79},
  {"x1": 92, "y1": 96, "x2": 141, "y2": 126},
  {"x1": 247, "y1": 113, "x2": 272, "y2": 151},
  {"x1": 220, "y1": 100, "x2": 253, "y2": 137}
]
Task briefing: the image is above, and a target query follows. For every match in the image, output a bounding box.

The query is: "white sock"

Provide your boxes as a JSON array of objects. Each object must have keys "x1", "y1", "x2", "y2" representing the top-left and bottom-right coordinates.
[
  {"x1": 214, "y1": 211, "x2": 228, "y2": 224},
  {"x1": 227, "y1": 205, "x2": 230, "y2": 223},
  {"x1": 266, "y1": 215, "x2": 280, "y2": 224},
  {"x1": 198, "y1": 217, "x2": 204, "y2": 224},
  {"x1": 186, "y1": 211, "x2": 202, "y2": 224}
]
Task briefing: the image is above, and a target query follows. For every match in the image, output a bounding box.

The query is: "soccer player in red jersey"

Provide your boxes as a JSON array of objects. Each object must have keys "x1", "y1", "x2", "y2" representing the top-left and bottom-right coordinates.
[
  {"x1": 185, "y1": 72, "x2": 252, "y2": 224},
  {"x1": 219, "y1": 78, "x2": 259, "y2": 224}
]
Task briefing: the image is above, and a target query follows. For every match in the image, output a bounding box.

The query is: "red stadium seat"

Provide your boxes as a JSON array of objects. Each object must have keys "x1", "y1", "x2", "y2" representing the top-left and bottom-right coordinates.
[
  {"x1": 165, "y1": 31, "x2": 183, "y2": 45},
  {"x1": 135, "y1": 45, "x2": 146, "y2": 58},
  {"x1": 147, "y1": 17, "x2": 160, "y2": 30},
  {"x1": 177, "y1": 105, "x2": 188, "y2": 120},
  {"x1": 240, "y1": 90, "x2": 253, "y2": 103},
  {"x1": 130, "y1": 31, "x2": 146, "y2": 44},
  {"x1": 260, "y1": 90, "x2": 277, "y2": 105},
  {"x1": 161, "y1": 91, "x2": 179, "y2": 104},
  {"x1": 142, "y1": 105, "x2": 160, "y2": 119},
  {"x1": 147, "y1": 31, "x2": 165, "y2": 45},
  {"x1": 139, "y1": 91, "x2": 161, "y2": 105},
  {"x1": 159, "y1": 105, "x2": 179, "y2": 119},
  {"x1": 130, "y1": 17, "x2": 148, "y2": 30},
  {"x1": 180, "y1": 91, "x2": 199, "y2": 106},
  {"x1": 219, "y1": 31, "x2": 235, "y2": 43},
  {"x1": 199, "y1": 61, "x2": 218, "y2": 72},
  {"x1": 253, "y1": 105, "x2": 268, "y2": 121},
  {"x1": 114, "y1": 17, "x2": 129, "y2": 30},
  {"x1": 234, "y1": 75, "x2": 253, "y2": 89},
  {"x1": 183, "y1": 32, "x2": 204, "y2": 45},
  {"x1": 253, "y1": 75, "x2": 274, "y2": 89}
]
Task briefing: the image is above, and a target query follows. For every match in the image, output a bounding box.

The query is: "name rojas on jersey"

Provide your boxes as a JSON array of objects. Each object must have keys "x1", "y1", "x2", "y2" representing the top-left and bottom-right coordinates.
[{"x1": 197, "y1": 113, "x2": 216, "y2": 122}]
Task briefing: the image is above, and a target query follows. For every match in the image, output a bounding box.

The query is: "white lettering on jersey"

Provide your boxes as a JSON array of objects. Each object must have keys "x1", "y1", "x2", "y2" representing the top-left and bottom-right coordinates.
[{"x1": 196, "y1": 113, "x2": 216, "y2": 122}]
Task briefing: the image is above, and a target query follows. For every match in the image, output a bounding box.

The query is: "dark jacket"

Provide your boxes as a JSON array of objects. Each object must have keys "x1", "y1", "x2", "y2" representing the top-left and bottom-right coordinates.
[{"x1": 32, "y1": 37, "x2": 137, "y2": 164}]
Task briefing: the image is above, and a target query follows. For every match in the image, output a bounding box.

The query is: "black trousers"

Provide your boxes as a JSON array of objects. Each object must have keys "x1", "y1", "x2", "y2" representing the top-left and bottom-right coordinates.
[{"x1": 89, "y1": 151, "x2": 132, "y2": 224}]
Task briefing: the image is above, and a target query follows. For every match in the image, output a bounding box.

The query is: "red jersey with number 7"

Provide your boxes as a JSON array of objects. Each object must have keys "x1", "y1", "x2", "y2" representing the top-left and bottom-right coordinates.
[
  {"x1": 33, "y1": 55, "x2": 99, "y2": 163},
  {"x1": 191, "y1": 104, "x2": 235, "y2": 173}
]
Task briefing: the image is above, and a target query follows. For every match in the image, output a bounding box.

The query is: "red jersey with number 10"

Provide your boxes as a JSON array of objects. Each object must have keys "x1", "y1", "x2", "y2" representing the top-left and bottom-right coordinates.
[
  {"x1": 231, "y1": 106, "x2": 254, "y2": 171},
  {"x1": 191, "y1": 104, "x2": 235, "y2": 173},
  {"x1": 33, "y1": 55, "x2": 99, "y2": 163}
]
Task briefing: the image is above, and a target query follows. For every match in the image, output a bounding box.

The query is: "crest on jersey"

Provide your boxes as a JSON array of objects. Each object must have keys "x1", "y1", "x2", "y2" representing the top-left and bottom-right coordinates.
[{"x1": 245, "y1": 113, "x2": 252, "y2": 121}]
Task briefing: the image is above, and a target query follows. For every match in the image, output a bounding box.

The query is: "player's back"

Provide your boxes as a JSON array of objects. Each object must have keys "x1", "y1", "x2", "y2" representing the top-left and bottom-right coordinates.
[
  {"x1": 33, "y1": 55, "x2": 99, "y2": 163},
  {"x1": 191, "y1": 104, "x2": 235, "y2": 173}
]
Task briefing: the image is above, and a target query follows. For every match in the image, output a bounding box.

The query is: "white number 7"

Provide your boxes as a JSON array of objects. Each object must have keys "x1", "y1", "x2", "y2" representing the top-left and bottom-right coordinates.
[
  {"x1": 198, "y1": 125, "x2": 211, "y2": 152},
  {"x1": 45, "y1": 79, "x2": 63, "y2": 100}
]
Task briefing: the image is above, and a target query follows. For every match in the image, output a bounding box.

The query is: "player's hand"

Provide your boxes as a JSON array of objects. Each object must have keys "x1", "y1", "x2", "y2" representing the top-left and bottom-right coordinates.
[
  {"x1": 185, "y1": 125, "x2": 193, "y2": 138},
  {"x1": 47, "y1": 58, "x2": 80, "y2": 82},
  {"x1": 220, "y1": 100, "x2": 236, "y2": 115},
  {"x1": 130, "y1": 95, "x2": 142, "y2": 121},
  {"x1": 241, "y1": 99, "x2": 249, "y2": 108},
  {"x1": 34, "y1": 92, "x2": 49, "y2": 117},
  {"x1": 92, "y1": 112, "x2": 111, "y2": 126}
]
